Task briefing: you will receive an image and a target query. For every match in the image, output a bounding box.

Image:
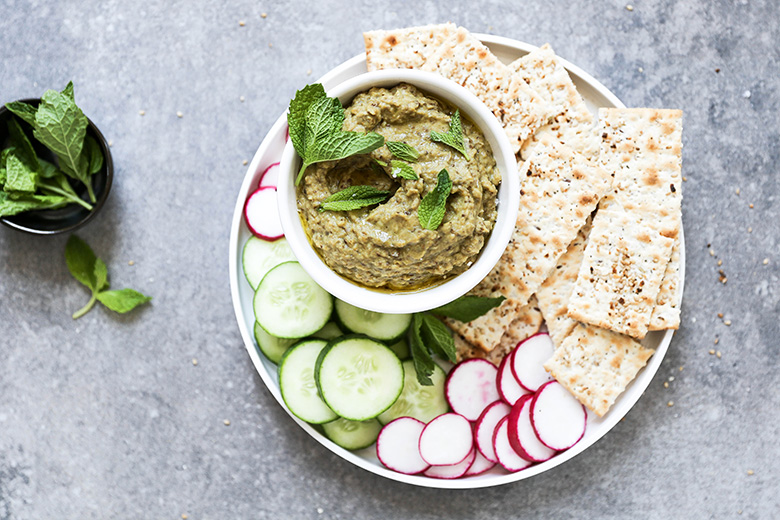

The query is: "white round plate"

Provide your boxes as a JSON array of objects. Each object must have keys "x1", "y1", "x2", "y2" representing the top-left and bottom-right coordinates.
[{"x1": 228, "y1": 34, "x2": 686, "y2": 489}]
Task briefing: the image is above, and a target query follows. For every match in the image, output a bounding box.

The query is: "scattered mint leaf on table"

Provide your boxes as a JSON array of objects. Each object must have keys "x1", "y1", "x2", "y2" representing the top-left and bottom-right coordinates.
[
  {"x1": 417, "y1": 169, "x2": 452, "y2": 230},
  {"x1": 386, "y1": 141, "x2": 420, "y2": 162},
  {"x1": 319, "y1": 185, "x2": 390, "y2": 212},
  {"x1": 431, "y1": 295, "x2": 506, "y2": 322},
  {"x1": 390, "y1": 160, "x2": 418, "y2": 180},
  {"x1": 431, "y1": 110, "x2": 469, "y2": 160},
  {"x1": 66, "y1": 235, "x2": 152, "y2": 319}
]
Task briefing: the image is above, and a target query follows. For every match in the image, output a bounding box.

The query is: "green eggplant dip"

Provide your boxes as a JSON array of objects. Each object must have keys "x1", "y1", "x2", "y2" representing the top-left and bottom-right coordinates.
[{"x1": 297, "y1": 83, "x2": 501, "y2": 291}]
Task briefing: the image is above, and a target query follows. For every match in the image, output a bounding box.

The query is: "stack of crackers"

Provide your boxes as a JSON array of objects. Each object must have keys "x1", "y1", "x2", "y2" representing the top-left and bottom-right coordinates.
[{"x1": 363, "y1": 24, "x2": 684, "y2": 417}]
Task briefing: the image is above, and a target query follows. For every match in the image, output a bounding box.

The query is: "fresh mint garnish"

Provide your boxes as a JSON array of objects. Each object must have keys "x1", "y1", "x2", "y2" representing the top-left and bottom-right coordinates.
[
  {"x1": 431, "y1": 110, "x2": 469, "y2": 160},
  {"x1": 409, "y1": 314, "x2": 437, "y2": 386},
  {"x1": 66, "y1": 235, "x2": 152, "y2": 319},
  {"x1": 431, "y1": 295, "x2": 506, "y2": 322},
  {"x1": 417, "y1": 169, "x2": 452, "y2": 230},
  {"x1": 287, "y1": 83, "x2": 385, "y2": 185},
  {"x1": 390, "y1": 160, "x2": 418, "y2": 180},
  {"x1": 319, "y1": 185, "x2": 390, "y2": 212},
  {"x1": 386, "y1": 141, "x2": 420, "y2": 162}
]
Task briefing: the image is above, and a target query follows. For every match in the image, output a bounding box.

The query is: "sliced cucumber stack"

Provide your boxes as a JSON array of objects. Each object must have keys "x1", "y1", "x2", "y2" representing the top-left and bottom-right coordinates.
[
  {"x1": 278, "y1": 339, "x2": 338, "y2": 424},
  {"x1": 335, "y1": 299, "x2": 412, "y2": 343},
  {"x1": 378, "y1": 360, "x2": 449, "y2": 424},
  {"x1": 322, "y1": 418, "x2": 382, "y2": 450},
  {"x1": 316, "y1": 336, "x2": 404, "y2": 421},
  {"x1": 254, "y1": 261, "x2": 333, "y2": 338},
  {"x1": 242, "y1": 236, "x2": 297, "y2": 289}
]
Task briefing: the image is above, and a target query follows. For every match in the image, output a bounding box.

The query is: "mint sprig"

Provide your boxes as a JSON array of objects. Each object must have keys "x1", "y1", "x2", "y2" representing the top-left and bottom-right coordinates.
[
  {"x1": 386, "y1": 141, "x2": 420, "y2": 162},
  {"x1": 287, "y1": 84, "x2": 385, "y2": 185},
  {"x1": 66, "y1": 235, "x2": 152, "y2": 319},
  {"x1": 408, "y1": 295, "x2": 505, "y2": 385},
  {"x1": 417, "y1": 169, "x2": 452, "y2": 231},
  {"x1": 390, "y1": 160, "x2": 418, "y2": 180},
  {"x1": 431, "y1": 110, "x2": 469, "y2": 160},
  {"x1": 319, "y1": 185, "x2": 390, "y2": 212}
]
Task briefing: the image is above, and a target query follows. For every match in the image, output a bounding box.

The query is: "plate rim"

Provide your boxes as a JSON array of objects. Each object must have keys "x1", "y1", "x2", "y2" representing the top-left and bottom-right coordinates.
[{"x1": 228, "y1": 34, "x2": 685, "y2": 490}]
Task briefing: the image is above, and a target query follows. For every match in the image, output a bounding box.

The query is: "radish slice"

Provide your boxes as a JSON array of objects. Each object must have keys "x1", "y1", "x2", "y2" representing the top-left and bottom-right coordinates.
[
  {"x1": 463, "y1": 449, "x2": 496, "y2": 477},
  {"x1": 418, "y1": 413, "x2": 473, "y2": 466},
  {"x1": 423, "y1": 448, "x2": 476, "y2": 480},
  {"x1": 530, "y1": 381, "x2": 587, "y2": 451},
  {"x1": 376, "y1": 417, "x2": 429, "y2": 475},
  {"x1": 493, "y1": 416, "x2": 533, "y2": 472},
  {"x1": 507, "y1": 394, "x2": 557, "y2": 462},
  {"x1": 244, "y1": 187, "x2": 283, "y2": 241},
  {"x1": 497, "y1": 348, "x2": 530, "y2": 405},
  {"x1": 259, "y1": 162, "x2": 280, "y2": 189},
  {"x1": 446, "y1": 359, "x2": 500, "y2": 421},
  {"x1": 511, "y1": 333, "x2": 555, "y2": 392},
  {"x1": 474, "y1": 401, "x2": 510, "y2": 463}
]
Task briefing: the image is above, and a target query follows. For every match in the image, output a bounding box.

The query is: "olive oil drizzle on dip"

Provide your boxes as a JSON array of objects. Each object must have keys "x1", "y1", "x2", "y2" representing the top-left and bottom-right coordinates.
[{"x1": 297, "y1": 83, "x2": 500, "y2": 291}]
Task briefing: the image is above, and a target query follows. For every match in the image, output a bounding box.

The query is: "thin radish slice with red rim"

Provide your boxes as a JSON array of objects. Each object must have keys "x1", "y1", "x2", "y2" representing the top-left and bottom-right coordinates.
[
  {"x1": 423, "y1": 448, "x2": 476, "y2": 480},
  {"x1": 497, "y1": 347, "x2": 530, "y2": 405},
  {"x1": 376, "y1": 417, "x2": 429, "y2": 475},
  {"x1": 463, "y1": 449, "x2": 496, "y2": 477},
  {"x1": 474, "y1": 401, "x2": 510, "y2": 463},
  {"x1": 507, "y1": 394, "x2": 557, "y2": 462},
  {"x1": 530, "y1": 381, "x2": 587, "y2": 451},
  {"x1": 492, "y1": 416, "x2": 533, "y2": 473},
  {"x1": 418, "y1": 413, "x2": 473, "y2": 466},
  {"x1": 446, "y1": 359, "x2": 500, "y2": 421},
  {"x1": 511, "y1": 333, "x2": 555, "y2": 392},
  {"x1": 259, "y1": 162, "x2": 280, "y2": 189},
  {"x1": 244, "y1": 187, "x2": 283, "y2": 241}
]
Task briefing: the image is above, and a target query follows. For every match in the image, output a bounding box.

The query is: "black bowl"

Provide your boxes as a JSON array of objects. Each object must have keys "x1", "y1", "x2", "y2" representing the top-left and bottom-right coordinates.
[{"x1": 0, "y1": 98, "x2": 113, "y2": 235}]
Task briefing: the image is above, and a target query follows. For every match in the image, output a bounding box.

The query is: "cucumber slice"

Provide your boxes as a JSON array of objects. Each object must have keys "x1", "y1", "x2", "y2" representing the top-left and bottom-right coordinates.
[
  {"x1": 278, "y1": 339, "x2": 338, "y2": 424},
  {"x1": 316, "y1": 336, "x2": 404, "y2": 421},
  {"x1": 388, "y1": 337, "x2": 410, "y2": 360},
  {"x1": 254, "y1": 321, "x2": 297, "y2": 364},
  {"x1": 242, "y1": 236, "x2": 297, "y2": 289},
  {"x1": 254, "y1": 262, "x2": 333, "y2": 338},
  {"x1": 378, "y1": 360, "x2": 449, "y2": 424},
  {"x1": 322, "y1": 418, "x2": 382, "y2": 450},
  {"x1": 312, "y1": 322, "x2": 343, "y2": 340},
  {"x1": 334, "y1": 299, "x2": 412, "y2": 343}
]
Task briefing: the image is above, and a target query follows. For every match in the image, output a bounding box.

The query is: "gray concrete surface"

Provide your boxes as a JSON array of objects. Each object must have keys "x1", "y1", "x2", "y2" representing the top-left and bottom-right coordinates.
[{"x1": 1, "y1": 0, "x2": 778, "y2": 518}]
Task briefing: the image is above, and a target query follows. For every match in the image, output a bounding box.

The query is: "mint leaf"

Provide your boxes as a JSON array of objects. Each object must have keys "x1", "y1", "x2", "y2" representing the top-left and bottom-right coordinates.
[
  {"x1": 431, "y1": 295, "x2": 506, "y2": 322},
  {"x1": 33, "y1": 88, "x2": 89, "y2": 183},
  {"x1": 288, "y1": 83, "x2": 327, "y2": 159},
  {"x1": 386, "y1": 141, "x2": 420, "y2": 162},
  {"x1": 7, "y1": 118, "x2": 40, "y2": 173},
  {"x1": 420, "y1": 314, "x2": 456, "y2": 363},
  {"x1": 410, "y1": 314, "x2": 435, "y2": 386},
  {"x1": 5, "y1": 101, "x2": 37, "y2": 127},
  {"x1": 4, "y1": 154, "x2": 38, "y2": 193},
  {"x1": 431, "y1": 110, "x2": 469, "y2": 160},
  {"x1": 37, "y1": 158, "x2": 61, "y2": 179},
  {"x1": 417, "y1": 169, "x2": 452, "y2": 230},
  {"x1": 0, "y1": 191, "x2": 68, "y2": 216},
  {"x1": 298, "y1": 130, "x2": 385, "y2": 184},
  {"x1": 61, "y1": 81, "x2": 75, "y2": 100},
  {"x1": 65, "y1": 235, "x2": 98, "y2": 290},
  {"x1": 0, "y1": 169, "x2": 5, "y2": 185},
  {"x1": 84, "y1": 136, "x2": 103, "y2": 175},
  {"x1": 390, "y1": 160, "x2": 418, "y2": 180},
  {"x1": 319, "y1": 185, "x2": 390, "y2": 212},
  {"x1": 94, "y1": 258, "x2": 108, "y2": 291},
  {"x1": 96, "y1": 289, "x2": 152, "y2": 313}
]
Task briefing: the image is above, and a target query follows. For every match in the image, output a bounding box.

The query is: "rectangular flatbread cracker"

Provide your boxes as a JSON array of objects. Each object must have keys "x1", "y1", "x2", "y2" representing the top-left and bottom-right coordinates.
[
  {"x1": 544, "y1": 323, "x2": 655, "y2": 417},
  {"x1": 567, "y1": 209, "x2": 674, "y2": 339},
  {"x1": 496, "y1": 135, "x2": 612, "y2": 305},
  {"x1": 508, "y1": 44, "x2": 598, "y2": 160},
  {"x1": 598, "y1": 108, "x2": 683, "y2": 330},
  {"x1": 364, "y1": 23, "x2": 457, "y2": 71},
  {"x1": 418, "y1": 27, "x2": 551, "y2": 153},
  {"x1": 535, "y1": 218, "x2": 592, "y2": 349}
]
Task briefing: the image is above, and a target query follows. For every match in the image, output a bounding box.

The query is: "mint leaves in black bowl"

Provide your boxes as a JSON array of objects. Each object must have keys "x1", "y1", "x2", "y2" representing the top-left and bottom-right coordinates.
[{"x1": 0, "y1": 82, "x2": 113, "y2": 235}]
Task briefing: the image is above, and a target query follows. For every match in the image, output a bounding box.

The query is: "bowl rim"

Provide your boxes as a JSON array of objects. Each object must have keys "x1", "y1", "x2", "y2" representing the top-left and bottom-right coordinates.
[
  {"x1": 276, "y1": 69, "x2": 520, "y2": 314},
  {"x1": 0, "y1": 97, "x2": 113, "y2": 235}
]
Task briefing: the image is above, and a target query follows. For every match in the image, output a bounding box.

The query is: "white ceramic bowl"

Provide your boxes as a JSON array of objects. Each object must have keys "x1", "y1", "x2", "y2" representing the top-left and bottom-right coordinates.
[{"x1": 277, "y1": 69, "x2": 519, "y2": 314}]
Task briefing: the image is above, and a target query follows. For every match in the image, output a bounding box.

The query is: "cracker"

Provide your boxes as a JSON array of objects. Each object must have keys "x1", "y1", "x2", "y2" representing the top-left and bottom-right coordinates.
[
  {"x1": 454, "y1": 297, "x2": 543, "y2": 365},
  {"x1": 535, "y1": 218, "x2": 592, "y2": 349},
  {"x1": 496, "y1": 136, "x2": 612, "y2": 305},
  {"x1": 508, "y1": 44, "x2": 598, "y2": 160},
  {"x1": 567, "y1": 209, "x2": 674, "y2": 339},
  {"x1": 363, "y1": 23, "x2": 457, "y2": 71},
  {"x1": 649, "y1": 237, "x2": 682, "y2": 330},
  {"x1": 543, "y1": 323, "x2": 655, "y2": 417},
  {"x1": 418, "y1": 27, "x2": 551, "y2": 153}
]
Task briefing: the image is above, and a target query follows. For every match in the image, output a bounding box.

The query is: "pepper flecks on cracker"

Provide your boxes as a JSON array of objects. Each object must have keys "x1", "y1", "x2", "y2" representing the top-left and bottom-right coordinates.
[{"x1": 364, "y1": 23, "x2": 457, "y2": 72}]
